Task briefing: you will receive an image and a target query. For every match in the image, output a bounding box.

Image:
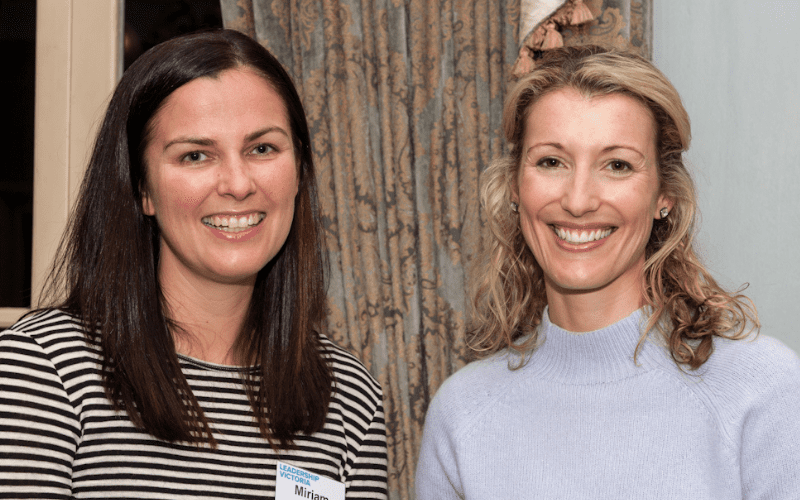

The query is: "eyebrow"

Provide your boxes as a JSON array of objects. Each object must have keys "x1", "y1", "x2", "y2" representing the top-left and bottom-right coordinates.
[
  {"x1": 246, "y1": 126, "x2": 290, "y2": 143},
  {"x1": 527, "y1": 142, "x2": 645, "y2": 157},
  {"x1": 162, "y1": 126, "x2": 291, "y2": 152}
]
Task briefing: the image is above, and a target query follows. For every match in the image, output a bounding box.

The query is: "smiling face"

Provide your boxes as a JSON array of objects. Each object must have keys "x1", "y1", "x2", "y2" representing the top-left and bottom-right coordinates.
[
  {"x1": 515, "y1": 87, "x2": 671, "y2": 314},
  {"x1": 141, "y1": 67, "x2": 298, "y2": 288}
]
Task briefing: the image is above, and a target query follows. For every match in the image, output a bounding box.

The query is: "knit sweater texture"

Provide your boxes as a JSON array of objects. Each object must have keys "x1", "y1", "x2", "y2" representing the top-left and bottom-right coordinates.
[{"x1": 416, "y1": 308, "x2": 800, "y2": 499}]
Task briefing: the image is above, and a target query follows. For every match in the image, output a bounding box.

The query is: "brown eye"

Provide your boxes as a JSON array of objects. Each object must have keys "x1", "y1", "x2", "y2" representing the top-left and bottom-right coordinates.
[
  {"x1": 537, "y1": 157, "x2": 562, "y2": 169},
  {"x1": 250, "y1": 144, "x2": 275, "y2": 155},
  {"x1": 182, "y1": 151, "x2": 208, "y2": 163},
  {"x1": 607, "y1": 160, "x2": 632, "y2": 172}
]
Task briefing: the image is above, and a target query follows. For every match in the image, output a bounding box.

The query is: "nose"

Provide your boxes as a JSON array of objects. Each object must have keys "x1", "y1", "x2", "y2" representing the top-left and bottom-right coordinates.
[
  {"x1": 560, "y1": 167, "x2": 600, "y2": 217},
  {"x1": 217, "y1": 156, "x2": 256, "y2": 200}
]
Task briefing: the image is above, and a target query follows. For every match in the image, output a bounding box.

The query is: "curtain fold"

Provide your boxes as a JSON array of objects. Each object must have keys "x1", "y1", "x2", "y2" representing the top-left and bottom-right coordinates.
[
  {"x1": 221, "y1": 1, "x2": 518, "y2": 498},
  {"x1": 515, "y1": 0, "x2": 652, "y2": 74},
  {"x1": 559, "y1": 0, "x2": 652, "y2": 56}
]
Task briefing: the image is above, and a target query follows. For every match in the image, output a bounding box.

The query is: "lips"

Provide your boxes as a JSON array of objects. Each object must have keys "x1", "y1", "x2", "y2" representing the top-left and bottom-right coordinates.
[
  {"x1": 202, "y1": 212, "x2": 266, "y2": 233},
  {"x1": 551, "y1": 225, "x2": 615, "y2": 244}
]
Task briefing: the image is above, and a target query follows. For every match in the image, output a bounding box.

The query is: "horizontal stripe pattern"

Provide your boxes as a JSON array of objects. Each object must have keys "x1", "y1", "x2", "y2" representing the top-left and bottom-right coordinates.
[{"x1": 1, "y1": 309, "x2": 387, "y2": 499}]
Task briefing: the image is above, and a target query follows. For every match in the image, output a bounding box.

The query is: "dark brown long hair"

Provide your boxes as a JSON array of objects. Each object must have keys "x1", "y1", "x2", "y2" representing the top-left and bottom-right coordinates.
[{"x1": 40, "y1": 29, "x2": 332, "y2": 448}]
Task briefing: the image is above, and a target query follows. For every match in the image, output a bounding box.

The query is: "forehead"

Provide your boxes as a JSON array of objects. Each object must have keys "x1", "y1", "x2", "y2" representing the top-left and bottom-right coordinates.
[
  {"x1": 163, "y1": 67, "x2": 280, "y2": 110},
  {"x1": 523, "y1": 88, "x2": 657, "y2": 149},
  {"x1": 146, "y1": 68, "x2": 290, "y2": 140}
]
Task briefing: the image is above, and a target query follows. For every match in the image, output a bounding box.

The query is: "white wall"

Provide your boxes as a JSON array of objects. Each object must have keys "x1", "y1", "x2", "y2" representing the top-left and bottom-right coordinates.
[{"x1": 653, "y1": 1, "x2": 800, "y2": 353}]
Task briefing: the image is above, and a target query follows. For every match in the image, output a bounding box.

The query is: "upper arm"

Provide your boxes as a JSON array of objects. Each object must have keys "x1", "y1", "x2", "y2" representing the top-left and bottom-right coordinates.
[
  {"x1": 343, "y1": 392, "x2": 388, "y2": 500},
  {"x1": 415, "y1": 390, "x2": 465, "y2": 500},
  {"x1": 740, "y1": 353, "x2": 800, "y2": 498},
  {"x1": 0, "y1": 330, "x2": 79, "y2": 498}
]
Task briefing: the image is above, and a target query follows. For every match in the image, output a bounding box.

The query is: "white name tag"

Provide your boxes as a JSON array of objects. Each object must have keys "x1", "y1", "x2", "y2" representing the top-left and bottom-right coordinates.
[{"x1": 275, "y1": 461, "x2": 345, "y2": 500}]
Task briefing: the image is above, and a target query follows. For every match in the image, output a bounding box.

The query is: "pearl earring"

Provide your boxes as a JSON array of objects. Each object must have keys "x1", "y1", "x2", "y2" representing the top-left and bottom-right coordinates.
[{"x1": 660, "y1": 207, "x2": 669, "y2": 219}]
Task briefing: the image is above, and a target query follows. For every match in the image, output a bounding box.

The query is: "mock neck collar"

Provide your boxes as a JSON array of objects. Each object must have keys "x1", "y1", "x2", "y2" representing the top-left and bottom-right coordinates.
[{"x1": 519, "y1": 307, "x2": 663, "y2": 384}]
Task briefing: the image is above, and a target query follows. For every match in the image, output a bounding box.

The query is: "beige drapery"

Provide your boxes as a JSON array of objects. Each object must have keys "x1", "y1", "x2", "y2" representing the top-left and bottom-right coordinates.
[
  {"x1": 220, "y1": 1, "x2": 650, "y2": 498},
  {"x1": 515, "y1": 0, "x2": 651, "y2": 75},
  {"x1": 221, "y1": 2, "x2": 519, "y2": 497}
]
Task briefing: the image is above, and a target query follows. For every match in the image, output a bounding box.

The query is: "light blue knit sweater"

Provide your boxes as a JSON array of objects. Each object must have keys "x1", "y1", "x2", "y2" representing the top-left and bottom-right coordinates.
[{"x1": 416, "y1": 309, "x2": 800, "y2": 499}]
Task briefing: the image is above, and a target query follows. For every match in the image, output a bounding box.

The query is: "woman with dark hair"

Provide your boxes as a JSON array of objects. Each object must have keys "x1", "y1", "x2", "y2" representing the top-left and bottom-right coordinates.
[
  {"x1": 416, "y1": 46, "x2": 800, "y2": 498},
  {"x1": 0, "y1": 29, "x2": 387, "y2": 499}
]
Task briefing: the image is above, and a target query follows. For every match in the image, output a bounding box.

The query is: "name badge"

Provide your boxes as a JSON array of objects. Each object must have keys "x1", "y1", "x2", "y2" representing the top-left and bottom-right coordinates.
[{"x1": 275, "y1": 461, "x2": 345, "y2": 500}]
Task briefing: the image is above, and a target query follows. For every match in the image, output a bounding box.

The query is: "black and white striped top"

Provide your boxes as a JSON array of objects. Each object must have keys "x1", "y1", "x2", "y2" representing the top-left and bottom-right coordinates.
[{"x1": 0, "y1": 309, "x2": 388, "y2": 499}]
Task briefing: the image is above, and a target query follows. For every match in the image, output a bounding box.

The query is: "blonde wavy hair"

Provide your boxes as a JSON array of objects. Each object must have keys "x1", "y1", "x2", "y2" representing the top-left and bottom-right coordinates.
[{"x1": 470, "y1": 45, "x2": 758, "y2": 369}]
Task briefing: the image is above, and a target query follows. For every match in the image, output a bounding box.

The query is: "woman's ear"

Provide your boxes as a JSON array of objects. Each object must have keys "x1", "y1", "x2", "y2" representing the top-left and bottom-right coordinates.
[
  {"x1": 510, "y1": 174, "x2": 519, "y2": 204},
  {"x1": 655, "y1": 194, "x2": 674, "y2": 220},
  {"x1": 141, "y1": 184, "x2": 155, "y2": 216}
]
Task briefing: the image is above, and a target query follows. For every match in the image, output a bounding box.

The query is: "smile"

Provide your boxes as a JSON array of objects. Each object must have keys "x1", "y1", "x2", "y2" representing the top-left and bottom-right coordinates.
[
  {"x1": 552, "y1": 225, "x2": 614, "y2": 244},
  {"x1": 202, "y1": 213, "x2": 266, "y2": 233}
]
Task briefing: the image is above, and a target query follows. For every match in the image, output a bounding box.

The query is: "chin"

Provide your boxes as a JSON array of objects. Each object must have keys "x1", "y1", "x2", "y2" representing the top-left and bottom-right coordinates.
[
  {"x1": 546, "y1": 268, "x2": 602, "y2": 291},
  {"x1": 548, "y1": 280, "x2": 605, "y2": 295},
  {"x1": 204, "y1": 262, "x2": 268, "y2": 285}
]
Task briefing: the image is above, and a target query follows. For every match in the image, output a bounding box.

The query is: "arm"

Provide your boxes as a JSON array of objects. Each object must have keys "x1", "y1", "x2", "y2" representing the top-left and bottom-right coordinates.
[
  {"x1": 0, "y1": 329, "x2": 79, "y2": 499},
  {"x1": 415, "y1": 394, "x2": 464, "y2": 500},
  {"x1": 740, "y1": 365, "x2": 800, "y2": 499},
  {"x1": 344, "y1": 396, "x2": 388, "y2": 499}
]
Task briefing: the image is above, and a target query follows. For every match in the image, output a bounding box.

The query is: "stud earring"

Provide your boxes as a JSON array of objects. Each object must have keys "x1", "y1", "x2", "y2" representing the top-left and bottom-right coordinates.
[
  {"x1": 660, "y1": 207, "x2": 669, "y2": 219},
  {"x1": 511, "y1": 202, "x2": 519, "y2": 213}
]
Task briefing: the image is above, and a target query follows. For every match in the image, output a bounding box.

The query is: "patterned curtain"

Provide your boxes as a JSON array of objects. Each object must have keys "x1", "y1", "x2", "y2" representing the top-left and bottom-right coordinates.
[
  {"x1": 515, "y1": 0, "x2": 652, "y2": 74},
  {"x1": 220, "y1": 1, "x2": 649, "y2": 498},
  {"x1": 220, "y1": 1, "x2": 519, "y2": 498}
]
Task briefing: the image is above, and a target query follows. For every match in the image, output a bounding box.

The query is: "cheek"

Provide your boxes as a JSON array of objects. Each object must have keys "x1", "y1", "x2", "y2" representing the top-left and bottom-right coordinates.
[
  {"x1": 517, "y1": 207, "x2": 550, "y2": 261},
  {"x1": 146, "y1": 173, "x2": 207, "y2": 221},
  {"x1": 517, "y1": 173, "x2": 553, "y2": 219},
  {"x1": 621, "y1": 192, "x2": 659, "y2": 248},
  {"x1": 262, "y1": 168, "x2": 299, "y2": 206},
  {"x1": 274, "y1": 176, "x2": 299, "y2": 201},
  {"x1": 176, "y1": 194, "x2": 205, "y2": 210},
  {"x1": 169, "y1": 169, "x2": 214, "y2": 205},
  {"x1": 520, "y1": 218, "x2": 549, "y2": 260}
]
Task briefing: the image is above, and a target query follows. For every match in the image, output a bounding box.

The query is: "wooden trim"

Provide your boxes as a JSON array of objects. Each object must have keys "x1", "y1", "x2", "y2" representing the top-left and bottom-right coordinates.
[{"x1": 1, "y1": 0, "x2": 121, "y2": 328}]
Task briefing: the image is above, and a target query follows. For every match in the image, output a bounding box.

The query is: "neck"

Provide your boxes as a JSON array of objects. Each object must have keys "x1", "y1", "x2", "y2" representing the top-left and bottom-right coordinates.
[
  {"x1": 545, "y1": 276, "x2": 646, "y2": 333},
  {"x1": 530, "y1": 307, "x2": 648, "y2": 385},
  {"x1": 158, "y1": 263, "x2": 255, "y2": 365}
]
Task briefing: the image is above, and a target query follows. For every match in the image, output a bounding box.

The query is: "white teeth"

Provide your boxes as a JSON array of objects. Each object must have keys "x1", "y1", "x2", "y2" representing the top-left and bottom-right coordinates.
[
  {"x1": 554, "y1": 226, "x2": 613, "y2": 244},
  {"x1": 202, "y1": 213, "x2": 266, "y2": 232}
]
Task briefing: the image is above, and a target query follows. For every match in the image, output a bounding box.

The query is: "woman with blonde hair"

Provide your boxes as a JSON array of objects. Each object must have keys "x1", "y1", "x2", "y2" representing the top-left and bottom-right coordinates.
[{"x1": 416, "y1": 45, "x2": 800, "y2": 498}]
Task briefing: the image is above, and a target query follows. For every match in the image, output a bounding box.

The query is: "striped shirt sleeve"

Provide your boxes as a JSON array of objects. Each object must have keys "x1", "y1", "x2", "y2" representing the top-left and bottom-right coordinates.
[{"x1": 1, "y1": 318, "x2": 80, "y2": 499}]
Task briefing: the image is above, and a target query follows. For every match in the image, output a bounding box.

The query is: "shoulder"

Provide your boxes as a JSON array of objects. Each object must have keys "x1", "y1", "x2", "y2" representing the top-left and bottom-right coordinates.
[
  {"x1": 673, "y1": 332, "x2": 800, "y2": 440},
  {"x1": 2, "y1": 309, "x2": 101, "y2": 384},
  {"x1": 434, "y1": 350, "x2": 524, "y2": 404},
  {"x1": 6, "y1": 308, "x2": 83, "y2": 334},
  {"x1": 2, "y1": 309, "x2": 99, "y2": 417},
  {"x1": 675, "y1": 331, "x2": 800, "y2": 403},
  {"x1": 318, "y1": 335, "x2": 383, "y2": 409},
  {"x1": 424, "y1": 351, "x2": 523, "y2": 439},
  {"x1": 2, "y1": 309, "x2": 93, "y2": 357},
  {"x1": 704, "y1": 334, "x2": 800, "y2": 492},
  {"x1": 652, "y1": 330, "x2": 800, "y2": 395},
  {"x1": 705, "y1": 332, "x2": 800, "y2": 388}
]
